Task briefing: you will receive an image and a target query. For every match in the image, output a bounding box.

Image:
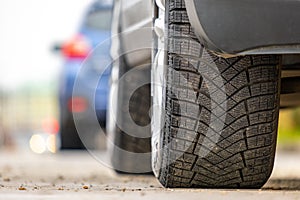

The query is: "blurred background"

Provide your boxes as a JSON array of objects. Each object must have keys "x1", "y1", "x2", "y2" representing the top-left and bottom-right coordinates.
[
  {"x1": 0, "y1": 0, "x2": 299, "y2": 154},
  {"x1": 0, "y1": 0, "x2": 94, "y2": 152}
]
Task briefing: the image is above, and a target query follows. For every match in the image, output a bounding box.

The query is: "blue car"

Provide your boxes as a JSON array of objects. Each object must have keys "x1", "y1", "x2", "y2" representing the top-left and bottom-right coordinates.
[{"x1": 58, "y1": 0, "x2": 113, "y2": 149}]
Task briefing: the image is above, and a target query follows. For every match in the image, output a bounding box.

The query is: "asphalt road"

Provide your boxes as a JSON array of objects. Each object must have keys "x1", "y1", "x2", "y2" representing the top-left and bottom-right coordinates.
[{"x1": 0, "y1": 150, "x2": 300, "y2": 200}]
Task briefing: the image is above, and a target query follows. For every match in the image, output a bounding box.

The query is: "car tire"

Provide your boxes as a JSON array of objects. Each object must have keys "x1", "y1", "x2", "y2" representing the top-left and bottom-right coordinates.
[
  {"x1": 60, "y1": 114, "x2": 84, "y2": 149},
  {"x1": 152, "y1": 0, "x2": 281, "y2": 188},
  {"x1": 107, "y1": 54, "x2": 152, "y2": 174}
]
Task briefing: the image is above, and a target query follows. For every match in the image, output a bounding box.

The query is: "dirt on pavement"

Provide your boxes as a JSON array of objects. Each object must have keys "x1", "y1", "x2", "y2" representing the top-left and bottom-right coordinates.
[{"x1": 0, "y1": 150, "x2": 300, "y2": 200}]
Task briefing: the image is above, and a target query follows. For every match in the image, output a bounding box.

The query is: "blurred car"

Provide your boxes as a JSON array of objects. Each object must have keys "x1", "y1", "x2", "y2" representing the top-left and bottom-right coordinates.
[
  {"x1": 57, "y1": 0, "x2": 113, "y2": 149},
  {"x1": 108, "y1": 0, "x2": 300, "y2": 189}
]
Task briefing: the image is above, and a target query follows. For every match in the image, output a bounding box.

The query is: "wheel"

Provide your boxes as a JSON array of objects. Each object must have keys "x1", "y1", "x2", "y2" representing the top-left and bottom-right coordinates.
[
  {"x1": 107, "y1": 54, "x2": 152, "y2": 173},
  {"x1": 60, "y1": 113, "x2": 84, "y2": 149},
  {"x1": 152, "y1": 0, "x2": 281, "y2": 188}
]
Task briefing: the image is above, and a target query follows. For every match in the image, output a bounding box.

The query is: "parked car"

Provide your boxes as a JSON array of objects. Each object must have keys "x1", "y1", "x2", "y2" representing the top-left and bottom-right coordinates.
[
  {"x1": 58, "y1": 0, "x2": 113, "y2": 149},
  {"x1": 108, "y1": 0, "x2": 300, "y2": 188}
]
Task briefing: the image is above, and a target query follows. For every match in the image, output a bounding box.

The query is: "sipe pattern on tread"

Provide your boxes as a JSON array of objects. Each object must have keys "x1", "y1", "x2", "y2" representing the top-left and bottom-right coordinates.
[{"x1": 157, "y1": 0, "x2": 281, "y2": 188}]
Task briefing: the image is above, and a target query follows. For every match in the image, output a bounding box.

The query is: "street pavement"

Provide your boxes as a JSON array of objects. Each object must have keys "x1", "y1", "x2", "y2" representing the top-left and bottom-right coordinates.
[{"x1": 0, "y1": 149, "x2": 300, "y2": 199}]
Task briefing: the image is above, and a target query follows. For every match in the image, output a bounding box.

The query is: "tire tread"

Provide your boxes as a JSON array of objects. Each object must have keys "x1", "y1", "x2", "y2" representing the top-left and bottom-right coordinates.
[{"x1": 157, "y1": 0, "x2": 280, "y2": 188}]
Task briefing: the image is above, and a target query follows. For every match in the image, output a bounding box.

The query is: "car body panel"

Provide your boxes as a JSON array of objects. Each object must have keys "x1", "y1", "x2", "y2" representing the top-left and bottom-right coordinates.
[
  {"x1": 117, "y1": 0, "x2": 153, "y2": 67},
  {"x1": 185, "y1": 0, "x2": 300, "y2": 55}
]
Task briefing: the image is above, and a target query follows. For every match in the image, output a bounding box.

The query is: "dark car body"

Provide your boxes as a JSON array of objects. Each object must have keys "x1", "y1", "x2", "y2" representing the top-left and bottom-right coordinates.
[{"x1": 111, "y1": 0, "x2": 152, "y2": 68}]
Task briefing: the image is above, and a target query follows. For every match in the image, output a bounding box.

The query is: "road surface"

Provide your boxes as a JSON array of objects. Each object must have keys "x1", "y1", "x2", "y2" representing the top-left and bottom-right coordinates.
[{"x1": 0, "y1": 150, "x2": 300, "y2": 199}]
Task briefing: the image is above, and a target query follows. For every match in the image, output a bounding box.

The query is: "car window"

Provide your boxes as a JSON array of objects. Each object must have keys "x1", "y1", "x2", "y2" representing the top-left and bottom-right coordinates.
[{"x1": 85, "y1": 9, "x2": 112, "y2": 30}]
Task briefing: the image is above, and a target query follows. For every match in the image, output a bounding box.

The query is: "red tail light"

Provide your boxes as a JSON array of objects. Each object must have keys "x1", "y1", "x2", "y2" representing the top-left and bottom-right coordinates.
[
  {"x1": 68, "y1": 97, "x2": 88, "y2": 113},
  {"x1": 62, "y1": 35, "x2": 91, "y2": 59},
  {"x1": 42, "y1": 118, "x2": 59, "y2": 135}
]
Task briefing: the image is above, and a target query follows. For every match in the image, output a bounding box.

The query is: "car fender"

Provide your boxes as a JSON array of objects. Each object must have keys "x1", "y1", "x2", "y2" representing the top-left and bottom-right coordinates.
[{"x1": 185, "y1": 0, "x2": 300, "y2": 55}]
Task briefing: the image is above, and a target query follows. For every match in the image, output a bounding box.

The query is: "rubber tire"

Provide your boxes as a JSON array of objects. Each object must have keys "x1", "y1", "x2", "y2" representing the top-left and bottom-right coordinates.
[
  {"x1": 108, "y1": 54, "x2": 152, "y2": 174},
  {"x1": 60, "y1": 114, "x2": 84, "y2": 150},
  {"x1": 153, "y1": 0, "x2": 281, "y2": 188},
  {"x1": 60, "y1": 112, "x2": 103, "y2": 150}
]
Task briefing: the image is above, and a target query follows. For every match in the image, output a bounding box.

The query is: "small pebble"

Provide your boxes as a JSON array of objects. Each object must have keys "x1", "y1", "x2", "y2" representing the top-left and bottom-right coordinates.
[
  {"x1": 83, "y1": 185, "x2": 89, "y2": 190},
  {"x1": 18, "y1": 187, "x2": 26, "y2": 191}
]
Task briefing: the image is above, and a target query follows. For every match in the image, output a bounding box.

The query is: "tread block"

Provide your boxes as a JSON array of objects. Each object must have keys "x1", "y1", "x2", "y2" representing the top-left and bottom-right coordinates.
[{"x1": 155, "y1": 0, "x2": 280, "y2": 188}]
